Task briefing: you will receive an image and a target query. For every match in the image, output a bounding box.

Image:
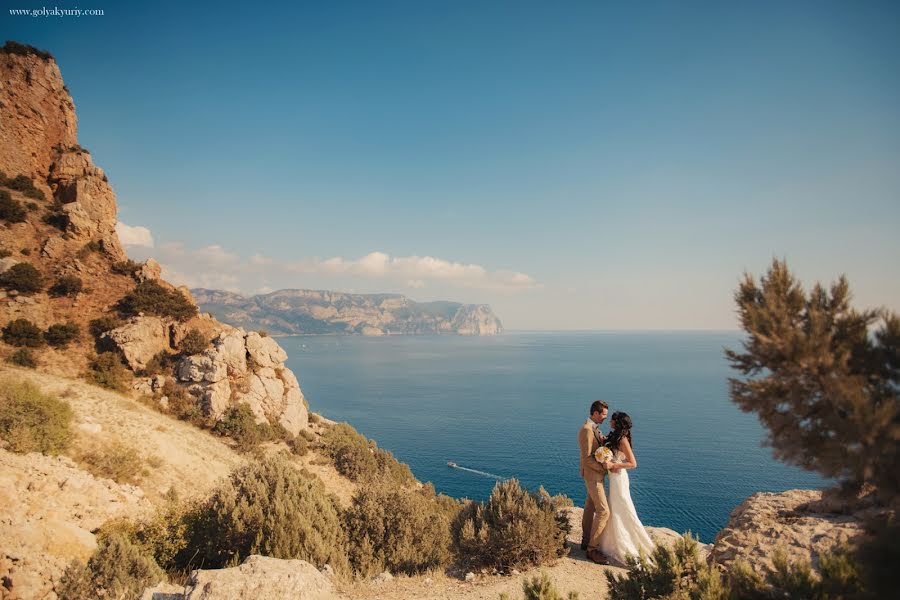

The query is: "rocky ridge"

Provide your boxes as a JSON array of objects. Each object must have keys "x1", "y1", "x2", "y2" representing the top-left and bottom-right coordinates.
[{"x1": 192, "y1": 288, "x2": 503, "y2": 336}]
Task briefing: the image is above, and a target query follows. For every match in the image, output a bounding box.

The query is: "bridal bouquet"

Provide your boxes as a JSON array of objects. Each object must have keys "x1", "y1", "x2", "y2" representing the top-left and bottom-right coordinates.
[{"x1": 594, "y1": 446, "x2": 613, "y2": 464}]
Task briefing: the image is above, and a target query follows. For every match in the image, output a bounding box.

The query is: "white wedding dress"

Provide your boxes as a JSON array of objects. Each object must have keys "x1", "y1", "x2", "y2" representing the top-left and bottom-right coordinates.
[{"x1": 597, "y1": 450, "x2": 655, "y2": 566}]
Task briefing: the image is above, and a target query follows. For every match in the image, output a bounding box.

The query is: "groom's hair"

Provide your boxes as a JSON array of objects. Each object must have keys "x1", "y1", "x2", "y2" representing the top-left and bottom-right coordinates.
[{"x1": 589, "y1": 400, "x2": 608, "y2": 416}]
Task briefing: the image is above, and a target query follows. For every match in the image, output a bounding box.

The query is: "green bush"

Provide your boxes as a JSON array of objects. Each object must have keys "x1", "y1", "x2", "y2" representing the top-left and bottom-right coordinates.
[
  {"x1": 43, "y1": 321, "x2": 80, "y2": 347},
  {"x1": 78, "y1": 440, "x2": 146, "y2": 485},
  {"x1": 2, "y1": 174, "x2": 45, "y2": 200},
  {"x1": 0, "y1": 379, "x2": 73, "y2": 454},
  {"x1": 76, "y1": 240, "x2": 102, "y2": 260},
  {"x1": 142, "y1": 350, "x2": 174, "y2": 376},
  {"x1": 343, "y1": 483, "x2": 458, "y2": 577},
  {"x1": 101, "y1": 493, "x2": 203, "y2": 573},
  {"x1": 57, "y1": 533, "x2": 165, "y2": 600},
  {"x1": 501, "y1": 572, "x2": 580, "y2": 600},
  {"x1": 212, "y1": 403, "x2": 275, "y2": 453},
  {"x1": 179, "y1": 328, "x2": 209, "y2": 355},
  {"x1": 0, "y1": 262, "x2": 43, "y2": 294},
  {"x1": 321, "y1": 422, "x2": 414, "y2": 485},
  {"x1": 158, "y1": 379, "x2": 205, "y2": 425},
  {"x1": 89, "y1": 315, "x2": 124, "y2": 338},
  {"x1": 0, "y1": 189, "x2": 26, "y2": 223},
  {"x1": 85, "y1": 351, "x2": 131, "y2": 392},
  {"x1": 117, "y1": 280, "x2": 197, "y2": 321},
  {"x1": 2, "y1": 319, "x2": 44, "y2": 347},
  {"x1": 606, "y1": 534, "x2": 868, "y2": 600},
  {"x1": 6, "y1": 348, "x2": 37, "y2": 368},
  {"x1": 454, "y1": 479, "x2": 569, "y2": 573},
  {"x1": 186, "y1": 455, "x2": 349, "y2": 571},
  {"x1": 111, "y1": 259, "x2": 141, "y2": 276},
  {"x1": 49, "y1": 274, "x2": 83, "y2": 297}
]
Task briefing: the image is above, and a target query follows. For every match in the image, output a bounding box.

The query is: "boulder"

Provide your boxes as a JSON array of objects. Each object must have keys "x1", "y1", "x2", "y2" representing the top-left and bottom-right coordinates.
[
  {"x1": 136, "y1": 258, "x2": 162, "y2": 282},
  {"x1": 182, "y1": 555, "x2": 337, "y2": 600},
  {"x1": 102, "y1": 316, "x2": 172, "y2": 371},
  {"x1": 0, "y1": 257, "x2": 19, "y2": 274},
  {"x1": 245, "y1": 331, "x2": 287, "y2": 368},
  {"x1": 710, "y1": 489, "x2": 869, "y2": 575}
]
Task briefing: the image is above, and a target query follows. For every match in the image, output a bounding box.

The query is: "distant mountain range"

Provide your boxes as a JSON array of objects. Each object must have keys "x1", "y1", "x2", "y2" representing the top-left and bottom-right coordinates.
[{"x1": 190, "y1": 288, "x2": 503, "y2": 336}]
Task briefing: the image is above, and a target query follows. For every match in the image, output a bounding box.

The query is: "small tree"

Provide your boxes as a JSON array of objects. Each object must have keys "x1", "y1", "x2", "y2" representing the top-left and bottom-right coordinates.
[
  {"x1": 49, "y1": 274, "x2": 83, "y2": 297},
  {"x1": 0, "y1": 189, "x2": 26, "y2": 223},
  {"x1": 117, "y1": 280, "x2": 197, "y2": 321},
  {"x1": 2, "y1": 319, "x2": 44, "y2": 347},
  {"x1": 85, "y1": 352, "x2": 131, "y2": 392},
  {"x1": 0, "y1": 262, "x2": 43, "y2": 294},
  {"x1": 44, "y1": 322, "x2": 81, "y2": 348},
  {"x1": 726, "y1": 259, "x2": 899, "y2": 496},
  {"x1": 178, "y1": 328, "x2": 209, "y2": 355}
]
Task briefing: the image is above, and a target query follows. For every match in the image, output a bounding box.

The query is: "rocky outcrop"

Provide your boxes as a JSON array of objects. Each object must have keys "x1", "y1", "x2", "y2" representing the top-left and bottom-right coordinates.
[
  {"x1": 192, "y1": 288, "x2": 504, "y2": 336},
  {"x1": 0, "y1": 46, "x2": 77, "y2": 181},
  {"x1": 177, "y1": 328, "x2": 308, "y2": 434},
  {"x1": 102, "y1": 316, "x2": 172, "y2": 371},
  {"x1": 0, "y1": 449, "x2": 152, "y2": 600},
  {"x1": 140, "y1": 555, "x2": 338, "y2": 600},
  {"x1": 710, "y1": 489, "x2": 873, "y2": 575},
  {"x1": 48, "y1": 148, "x2": 125, "y2": 260}
]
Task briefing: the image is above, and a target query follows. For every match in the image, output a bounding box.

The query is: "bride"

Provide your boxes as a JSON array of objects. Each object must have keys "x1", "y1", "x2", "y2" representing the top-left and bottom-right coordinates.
[{"x1": 597, "y1": 411, "x2": 655, "y2": 566}]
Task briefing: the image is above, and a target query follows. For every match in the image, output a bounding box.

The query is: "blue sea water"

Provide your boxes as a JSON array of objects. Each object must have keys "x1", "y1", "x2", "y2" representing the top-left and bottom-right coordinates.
[{"x1": 280, "y1": 331, "x2": 826, "y2": 543}]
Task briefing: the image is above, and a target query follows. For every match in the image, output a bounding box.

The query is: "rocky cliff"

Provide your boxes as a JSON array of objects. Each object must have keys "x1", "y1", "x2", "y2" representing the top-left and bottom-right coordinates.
[
  {"x1": 0, "y1": 42, "x2": 308, "y2": 434},
  {"x1": 192, "y1": 288, "x2": 504, "y2": 336}
]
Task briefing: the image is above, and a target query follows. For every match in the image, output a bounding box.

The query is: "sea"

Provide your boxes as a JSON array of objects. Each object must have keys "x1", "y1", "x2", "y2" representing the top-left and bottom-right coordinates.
[{"x1": 279, "y1": 331, "x2": 826, "y2": 543}]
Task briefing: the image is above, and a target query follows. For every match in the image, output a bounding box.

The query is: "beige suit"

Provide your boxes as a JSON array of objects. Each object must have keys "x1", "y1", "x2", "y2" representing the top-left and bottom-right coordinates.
[{"x1": 578, "y1": 419, "x2": 609, "y2": 551}]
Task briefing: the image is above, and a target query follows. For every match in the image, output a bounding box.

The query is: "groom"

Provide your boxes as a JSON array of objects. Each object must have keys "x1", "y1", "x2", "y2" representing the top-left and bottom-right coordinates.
[{"x1": 578, "y1": 399, "x2": 611, "y2": 565}]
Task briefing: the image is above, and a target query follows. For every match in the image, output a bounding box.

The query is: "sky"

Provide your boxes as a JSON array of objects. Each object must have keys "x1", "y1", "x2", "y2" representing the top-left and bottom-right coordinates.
[{"x1": 5, "y1": 0, "x2": 900, "y2": 330}]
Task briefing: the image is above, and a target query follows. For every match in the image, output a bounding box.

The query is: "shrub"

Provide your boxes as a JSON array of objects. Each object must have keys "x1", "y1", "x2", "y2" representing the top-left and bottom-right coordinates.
[
  {"x1": 85, "y1": 351, "x2": 131, "y2": 392},
  {"x1": 309, "y1": 412, "x2": 321, "y2": 424},
  {"x1": 727, "y1": 259, "x2": 899, "y2": 496},
  {"x1": 43, "y1": 321, "x2": 80, "y2": 347},
  {"x1": 49, "y1": 274, "x2": 83, "y2": 297},
  {"x1": 212, "y1": 403, "x2": 275, "y2": 453},
  {"x1": 111, "y1": 259, "x2": 140, "y2": 276},
  {"x1": 76, "y1": 240, "x2": 102, "y2": 260},
  {"x1": 179, "y1": 328, "x2": 209, "y2": 355},
  {"x1": 78, "y1": 440, "x2": 146, "y2": 485},
  {"x1": 453, "y1": 479, "x2": 569, "y2": 573},
  {"x1": 117, "y1": 280, "x2": 197, "y2": 321},
  {"x1": 89, "y1": 315, "x2": 124, "y2": 338},
  {"x1": 142, "y1": 350, "x2": 174, "y2": 376},
  {"x1": 0, "y1": 379, "x2": 72, "y2": 454},
  {"x1": 42, "y1": 206, "x2": 68, "y2": 230},
  {"x1": 1, "y1": 41, "x2": 54, "y2": 61},
  {"x1": 606, "y1": 534, "x2": 868, "y2": 600},
  {"x1": 0, "y1": 249, "x2": 10, "y2": 258},
  {"x1": 159, "y1": 379, "x2": 205, "y2": 425},
  {"x1": 343, "y1": 484, "x2": 457, "y2": 577},
  {"x1": 6, "y1": 348, "x2": 37, "y2": 368},
  {"x1": 101, "y1": 494, "x2": 203, "y2": 573},
  {"x1": 187, "y1": 455, "x2": 349, "y2": 571},
  {"x1": 2, "y1": 319, "x2": 44, "y2": 347},
  {"x1": 57, "y1": 534, "x2": 165, "y2": 600},
  {"x1": 3, "y1": 174, "x2": 45, "y2": 200},
  {"x1": 286, "y1": 433, "x2": 310, "y2": 456},
  {"x1": 0, "y1": 262, "x2": 43, "y2": 294},
  {"x1": 320, "y1": 422, "x2": 414, "y2": 485},
  {"x1": 0, "y1": 189, "x2": 26, "y2": 223},
  {"x1": 501, "y1": 572, "x2": 580, "y2": 600}
]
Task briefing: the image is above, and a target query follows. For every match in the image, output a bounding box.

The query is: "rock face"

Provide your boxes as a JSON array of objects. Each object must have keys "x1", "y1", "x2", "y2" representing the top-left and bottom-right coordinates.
[
  {"x1": 141, "y1": 555, "x2": 338, "y2": 600},
  {"x1": 177, "y1": 328, "x2": 308, "y2": 434},
  {"x1": 101, "y1": 316, "x2": 172, "y2": 371},
  {"x1": 0, "y1": 46, "x2": 78, "y2": 181},
  {"x1": 710, "y1": 489, "x2": 870, "y2": 575},
  {"x1": 192, "y1": 288, "x2": 504, "y2": 336},
  {"x1": 0, "y1": 449, "x2": 152, "y2": 600}
]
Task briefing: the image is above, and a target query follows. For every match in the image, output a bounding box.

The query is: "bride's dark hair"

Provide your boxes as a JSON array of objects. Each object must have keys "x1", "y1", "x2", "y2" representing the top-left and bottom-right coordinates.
[{"x1": 605, "y1": 411, "x2": 633, "y2": 450}]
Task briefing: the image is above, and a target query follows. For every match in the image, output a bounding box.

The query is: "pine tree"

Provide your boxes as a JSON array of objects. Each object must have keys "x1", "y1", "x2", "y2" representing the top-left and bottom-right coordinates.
[{"x1": 726, "y1": 259, "x2": 899, "y2": 497}]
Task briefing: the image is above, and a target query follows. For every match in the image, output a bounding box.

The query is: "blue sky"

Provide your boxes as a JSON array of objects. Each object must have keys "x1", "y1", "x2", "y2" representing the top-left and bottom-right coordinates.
[{"x1": 6, "y1": 1, "x2": 900, "y2": 329}]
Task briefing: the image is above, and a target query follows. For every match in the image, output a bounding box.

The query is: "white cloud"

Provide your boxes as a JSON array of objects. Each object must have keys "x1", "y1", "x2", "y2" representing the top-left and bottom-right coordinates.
[{"x1": 116, "y1": 222, "x2": 154, "y2": 247}]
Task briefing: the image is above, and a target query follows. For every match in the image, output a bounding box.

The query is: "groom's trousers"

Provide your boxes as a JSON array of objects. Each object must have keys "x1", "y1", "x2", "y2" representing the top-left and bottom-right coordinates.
[{"x1": 582, "y1": 470, "x2": 610, "y2": 551}]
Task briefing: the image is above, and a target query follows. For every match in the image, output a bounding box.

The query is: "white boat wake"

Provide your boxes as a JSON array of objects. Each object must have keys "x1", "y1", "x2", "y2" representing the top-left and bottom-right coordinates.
[{"x1": 447, "y1": 462, "x2": 506, "y2": 481}]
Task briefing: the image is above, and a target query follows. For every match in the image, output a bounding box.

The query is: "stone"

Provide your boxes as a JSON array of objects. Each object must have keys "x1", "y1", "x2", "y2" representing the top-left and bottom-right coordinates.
[
  {"x1": 136, "y1": 258, "x2": 162, "y2": 282},
  {"x1": 182, "y1": 555, "x2": 337, "y2": 600},
  {"x1": 464, "y1": 572, "x2": 476, "y2": 582},
  {"x1": 245, "y1": 331, "x2": 287, "y2": 368},
  {"x1": 101, "y1": 316, "x2": 172, "y2": 371},
  {"x1": 0, "y1": 257, "x2": 20, "y2": 274},
  {"x1": 373, "y1": 571, "x2": 394, "y2": 583},
  {"x1": 40, "y1": 236, "x2": 67, "y2": 260},
  {"x1": 77, "y1": 422, "x2": 102, "y2": 434}
]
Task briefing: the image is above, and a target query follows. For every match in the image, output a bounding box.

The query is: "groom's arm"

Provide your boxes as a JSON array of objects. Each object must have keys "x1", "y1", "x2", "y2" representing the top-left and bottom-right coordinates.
[{"x1": 579, "y1": 427, "x2": 606, "y2": 474}]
